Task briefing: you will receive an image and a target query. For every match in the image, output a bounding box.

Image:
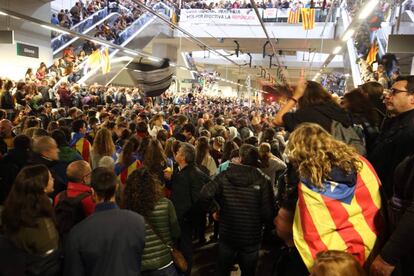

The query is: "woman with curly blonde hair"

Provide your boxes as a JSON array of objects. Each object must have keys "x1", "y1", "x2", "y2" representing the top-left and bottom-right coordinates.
[
  {"x1": 286, "y1": 123, "x2": 382, "y2": 272},
  {"x1": 91, "y1": 128, "x2": 116, "y2": 169}
]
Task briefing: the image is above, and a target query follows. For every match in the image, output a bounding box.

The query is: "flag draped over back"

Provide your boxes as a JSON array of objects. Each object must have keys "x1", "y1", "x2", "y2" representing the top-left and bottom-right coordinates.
[
  {"x1": 293, "y1": 156, "x2": 382, "y2": 271},
  {"x1": 301, "y1": 8, "x2": 315, "y2": 30},
  {"x1": 366, "y1": 43, "x2": 378, "y2": 65},
  {"x1": 116, "y1": 160, "x2": 143, "y2": 185},
  {"x1": 288, "y1": 8, "x2": 300, "y2": 24},
  {"x1": 75, "y1": 138, "x2": 91, "y2": 162}
]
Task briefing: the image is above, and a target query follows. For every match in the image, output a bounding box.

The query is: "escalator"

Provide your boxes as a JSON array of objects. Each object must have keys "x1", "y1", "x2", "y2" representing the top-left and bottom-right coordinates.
[
  {"x1": 76, "y1": 2, "x2": 174, "y2": 86},
  {"x1": 52, "y1": 5, "x2": 130, "y2": 56}
]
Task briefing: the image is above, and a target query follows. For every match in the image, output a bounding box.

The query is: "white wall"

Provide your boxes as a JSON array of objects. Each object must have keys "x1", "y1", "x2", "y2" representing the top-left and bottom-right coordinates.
[
  {"x1": 0, "y1": 0, "x2": 53, "y2": 80},
  {"x1": 51, "y1": 0, "x2": 77, "y2": 13}
]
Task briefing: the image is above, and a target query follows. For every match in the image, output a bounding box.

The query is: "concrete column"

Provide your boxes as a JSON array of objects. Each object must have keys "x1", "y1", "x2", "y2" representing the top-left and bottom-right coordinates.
[{"x1": 411, "y1": 56, "x2": 414, "y2": 75}]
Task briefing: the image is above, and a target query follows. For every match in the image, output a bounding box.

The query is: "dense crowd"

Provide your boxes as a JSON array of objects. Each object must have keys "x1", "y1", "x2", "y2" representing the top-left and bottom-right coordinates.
[
  {"x1": 1, "y1": 66, "x2": 414, "y2": 276},
  {"x1": 181, "y1": 0, "x2": 332, "y2": 9}
]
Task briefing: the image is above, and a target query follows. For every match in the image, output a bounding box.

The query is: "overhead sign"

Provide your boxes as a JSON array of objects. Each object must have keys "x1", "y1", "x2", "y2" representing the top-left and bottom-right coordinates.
[
  {"x1": 180, "y1": 9, "x2": 261, "y2": 25},
  {"x1": 16, "y1": 42, "x2": 39, "y2": 58}
]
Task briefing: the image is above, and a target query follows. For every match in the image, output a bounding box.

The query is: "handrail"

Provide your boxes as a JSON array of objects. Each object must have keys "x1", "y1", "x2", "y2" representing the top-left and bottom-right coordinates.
[
  {"x1": 55, "y1": 2, "x2": 174, "y2": 88},
  {"x1": 52, "y1": 4, "x2": 130, "y2": 52},
  {"x1": 53, "y1": 11, "x2": 123, "y2": 55}
]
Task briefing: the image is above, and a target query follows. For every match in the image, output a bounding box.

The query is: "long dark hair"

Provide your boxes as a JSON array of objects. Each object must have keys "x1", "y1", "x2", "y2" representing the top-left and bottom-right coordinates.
[
  {"x1": 221, "y1": 141, "x2": 238, "y2": 163},
  {"x1": 123, "y1": 167, "x2": 162, "y2": 217},
  {"x1": 2, "y1": 165, "x2": 55, "y2": 235},
  {"x1": 119, "y1": 137, "x2": 140, "y2": 166},
  {"x1": 298, "y1": 81, "x2": 336, "y2": 109},
  {"x1": 143, "y1": 138, "x2": 168, "y2": 173},
  {"x1": 343, "y1": 88, "x2": 380, "y2": 126},
  {"x1": 195, "y1": 136, "x2": 210, "y2": 166}
]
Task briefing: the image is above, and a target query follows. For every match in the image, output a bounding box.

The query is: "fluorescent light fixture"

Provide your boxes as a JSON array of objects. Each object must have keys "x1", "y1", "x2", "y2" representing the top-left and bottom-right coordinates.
[
  {"x1": 148, "y1": 57, "x2": 160, "y2": 62},
  {"x1": 41, "y1": 25, "x2": 69, "y2": 35},
  {"x1": 170, "y1": 62, "x2": 176, "y2": 67},
  {"x1": 0, "y1": 11, "x2": 8, "y2": 16},
  {"x1": 342, "y1": 29, "x2": 355, "y2": 41},
  {"x1": 358, "y1": 0, "x2": 380, "y2": 19},
  {"x1": 332, "y1": 46, "x2": 342, "y2": 55},
  {"x1": 344, "y1": 73, "x2": 351, "y2": 77},
  {"x1": 124, "y1": 50, "x2": 138, "y2": 56}
]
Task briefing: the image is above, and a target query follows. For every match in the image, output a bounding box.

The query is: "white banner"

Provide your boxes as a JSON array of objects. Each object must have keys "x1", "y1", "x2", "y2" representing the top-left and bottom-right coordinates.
[
  {"x1": 180, "y1": 9, "x2": 261, "y2": 25},
  {"x1": 263, "y1": 8, "x2": 277, "y2": 19}
]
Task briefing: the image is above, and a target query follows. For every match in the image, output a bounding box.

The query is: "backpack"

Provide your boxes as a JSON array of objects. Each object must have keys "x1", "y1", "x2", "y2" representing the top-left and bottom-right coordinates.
[
  {"x1": 331, "y1": 120, "x2": 367, "y2": 156},
  {"x1": 55, "y1": 191, "x2": 89, "y2": 240}
]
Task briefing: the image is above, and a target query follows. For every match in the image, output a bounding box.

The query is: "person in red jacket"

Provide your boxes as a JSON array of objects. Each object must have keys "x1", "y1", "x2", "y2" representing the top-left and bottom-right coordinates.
[{"x1": 54, "y1": 160, "x2": 95, "y2": 216}]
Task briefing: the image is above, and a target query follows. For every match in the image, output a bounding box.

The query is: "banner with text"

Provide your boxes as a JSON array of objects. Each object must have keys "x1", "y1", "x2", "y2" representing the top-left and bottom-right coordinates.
[{"x1": 180, "y1": 9, "x2": 261, "y2": 25}]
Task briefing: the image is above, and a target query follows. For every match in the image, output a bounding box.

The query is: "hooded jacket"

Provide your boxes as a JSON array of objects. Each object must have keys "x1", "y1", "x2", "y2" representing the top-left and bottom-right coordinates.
[{"x1": 200, "y1": 163, "x2": 275, "y2": 247}]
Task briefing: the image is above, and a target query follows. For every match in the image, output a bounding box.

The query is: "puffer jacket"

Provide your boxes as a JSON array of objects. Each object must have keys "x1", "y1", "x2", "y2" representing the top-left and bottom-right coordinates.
[
  {"x1": 200, "y1": 164, "x2": 275, "y2": 247},
  {"x1": 141, "y1": 197, "x2": 181, "y2": 271}
]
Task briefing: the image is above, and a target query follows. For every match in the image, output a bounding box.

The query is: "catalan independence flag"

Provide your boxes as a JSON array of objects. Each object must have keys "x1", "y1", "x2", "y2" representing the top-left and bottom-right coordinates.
[
  {"x1": 70, "y1": 133, "x2": 91, "y2": 162},
  {"x1": 115, "y1": 159, "x2": 143, "y2": 185},
  {"x1": 301, "y1": 8, "x2": 315, "y2": 30},
  {"x1": 293, "y1": 156, "x2": 382, "y2": 271},
  {"x1": 101, "y1": 47, "x2": 111, "y2": 75},
  {"x1": 75, "y1": 138, "x2": 91, "y2": 163},
  {"x1": 287, "y1": 8, "x2": 300, "y2": 24},
  {"x1": 366, "y1": 42, "x2": 378, "y2": 65}
]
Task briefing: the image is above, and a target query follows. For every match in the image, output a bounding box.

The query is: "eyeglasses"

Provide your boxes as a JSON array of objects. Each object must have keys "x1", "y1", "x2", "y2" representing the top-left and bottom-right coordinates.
[{"x1": 387, "y1": 88, "x2": 413, "y2": 96}]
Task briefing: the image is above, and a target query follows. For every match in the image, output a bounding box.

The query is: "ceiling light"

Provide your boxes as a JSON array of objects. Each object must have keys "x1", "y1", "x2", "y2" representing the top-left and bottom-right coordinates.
[
  {"x1": 124, "y1": 50, "x2": 138, "y2": 56},
  {"x1": 0, "y1": 11, "x2": 8, "y2": 16},
  {"x1": 41, "y1": 25, "x2": 69, "y2": 35},
  {"x1": 342, "y1": 29, "x2": 355, "y2": 41},
  {"x1": 344, "y1": 73, "x2": 350, "y2": 77},
  {"x1": 148, "y1": 57, "x2": 160, "y2": 62},
  {"x1": 332, "y1": 46, "x2": 342, "y2": 55},
  {"x1": 359, "y1": 0, "x2": 380, "y2": 19}
]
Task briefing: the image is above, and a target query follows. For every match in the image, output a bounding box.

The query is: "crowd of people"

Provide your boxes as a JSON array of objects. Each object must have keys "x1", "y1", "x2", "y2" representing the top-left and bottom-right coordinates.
[
  {"x1": 181, "y1": 0, "x2": 331, "y2": 10},
  {"x1": 0, "y1": 58, "x2": 414, "y2": 276}
]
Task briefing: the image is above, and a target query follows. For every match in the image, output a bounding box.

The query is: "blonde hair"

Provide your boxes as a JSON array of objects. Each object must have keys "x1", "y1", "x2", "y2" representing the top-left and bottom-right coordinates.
[
  {"x1": 93, "y1": 128, "x2": 116, "y2": 157},
  {"x1": 286, "y1": 123, "x2": 361, "y2": 188},
  {"x1": 311, "y1": 250, "x2": 366, "y2": 276}
]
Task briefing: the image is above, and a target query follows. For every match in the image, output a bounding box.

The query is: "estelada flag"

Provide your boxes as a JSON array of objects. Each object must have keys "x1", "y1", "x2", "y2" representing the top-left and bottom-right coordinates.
[
  {"x1": 101, "y1": 47, "x2": 111, "y2": 75},
  {"x1": 293, "y1": 156, "x2": 382, "y2": 271},
  {"x1": 366, "y1": 42, "x2": 378, "y2": 65},
  {"x1": 288, "y1": 8, "x2": 300, "y2": 24},
  {"x1": 301, "y1": 8, "x2": 315, "y2": 30},
  {"x1": 87, "y1": 49, "x2": 102, "y2": 70},
  {"x1": 75, "y1": 138, "x2": 91, "y2": 163},
  {"x1": 116, "y1": 159, "x2": 143, "y2": 185}
]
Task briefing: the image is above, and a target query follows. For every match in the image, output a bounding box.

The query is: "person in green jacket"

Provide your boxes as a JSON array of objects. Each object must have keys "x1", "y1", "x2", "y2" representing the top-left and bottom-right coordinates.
[
  {"x1": 51, "y1": 129, "x2": 82, "y2": 163},
  {"x1": 123, "y1": 167, "x2": 181, "y2": 275}
]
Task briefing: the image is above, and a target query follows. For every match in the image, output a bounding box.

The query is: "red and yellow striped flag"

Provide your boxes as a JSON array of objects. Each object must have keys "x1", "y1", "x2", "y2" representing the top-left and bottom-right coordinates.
[
  {"x1": 366, "y1": 42, "x2": 378, "y2": 65},
  {"x1": 288, "y1": 8, "x2": 301, "y2": 24},
  {"x1": 301, "y1": 8, "x2": 315, "y2": 30},
  {"x1": 118, "y1": 160, "x2": 143, "y2": 185},
  {"x1": 75, "y1": 138, "x2": 91, "y2": 163},
  {"x1": 293, "y1": 156, "x2": 382, "y2": 270}
]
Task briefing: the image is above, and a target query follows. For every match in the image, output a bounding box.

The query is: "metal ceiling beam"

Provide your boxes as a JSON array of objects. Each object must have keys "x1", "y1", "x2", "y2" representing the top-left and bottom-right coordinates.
[
  {"x1": 249, "y1": 0, "x2": 288, "y2": 83},
  {"x1": 130, "y1": 0, "x2": 242, "y2": 67}
]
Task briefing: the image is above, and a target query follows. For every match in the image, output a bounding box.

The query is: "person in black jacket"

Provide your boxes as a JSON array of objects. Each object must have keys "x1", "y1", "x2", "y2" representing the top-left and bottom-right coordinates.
[
  {"x1": 200, "y1": 144, "x2": 276, "y2": 276},
  {"x1": 29, "y1": 136, "x2": 67, "y2": 199},
  {"x1": 170, "y1": 142, "x2": 210, "y2": 275},
  {"x1": 0, "y1": 135, "x2": 32, "y2": 204},
  {"x1": 368, "y1": 75, "x2": 414, "y2": 198},
  {"x1": 371, "y1": 154, "x2": 414, "y2": 276},
  {"x1": 64, "y1": 167, "x2": 146, "y2": 276},
  {"x1": 273, "y1": 80, "x2": 352, "y2": 133}
]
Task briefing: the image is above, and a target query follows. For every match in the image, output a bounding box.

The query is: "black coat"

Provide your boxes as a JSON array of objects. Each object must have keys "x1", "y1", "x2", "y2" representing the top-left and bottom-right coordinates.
[
  {"x1": 29, "y1": 154, "x2": 68, "y2": 199},
  {"x1": 0, "y1": 148, "x2": 32, "y2": 204},
  {"x1": 64, "y1": 203, "x2": 146, "y2": 276},
  {"x1": 368, "y1": 109, "x2": 414, "y2": 198},
  {"x1": 200, "y1": 164, "x2": 276, "y2": 247},
  {"x1": 171, "y1": 164, "x2": 210, "y2": 222}
]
